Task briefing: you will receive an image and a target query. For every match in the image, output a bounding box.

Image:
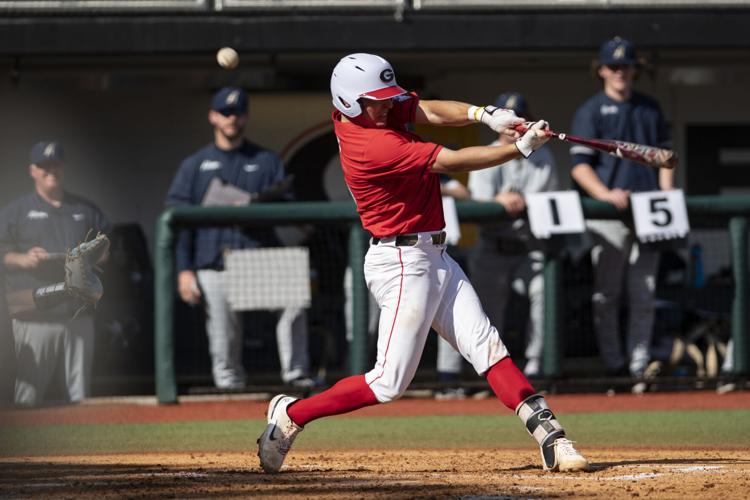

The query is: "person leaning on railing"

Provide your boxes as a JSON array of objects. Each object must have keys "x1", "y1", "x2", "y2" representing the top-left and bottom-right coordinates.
[{"x1": 570, "y1": 37, "x2": 675, "y2": 390}]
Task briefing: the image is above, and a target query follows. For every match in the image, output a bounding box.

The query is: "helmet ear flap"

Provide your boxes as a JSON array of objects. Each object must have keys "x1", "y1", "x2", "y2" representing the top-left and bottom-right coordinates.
[{"x1": 331, "y1": 77, "x2": 362, "y2": 117}]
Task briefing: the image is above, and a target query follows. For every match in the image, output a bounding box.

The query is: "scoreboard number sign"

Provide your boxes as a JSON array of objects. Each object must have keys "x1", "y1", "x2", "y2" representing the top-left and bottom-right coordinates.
[
  {"x1": 525, "y1": 191, "x2": 586, "y2": 239},
  {"x1": 630, "y1": 189, "x2": 690, "y2": 242}
]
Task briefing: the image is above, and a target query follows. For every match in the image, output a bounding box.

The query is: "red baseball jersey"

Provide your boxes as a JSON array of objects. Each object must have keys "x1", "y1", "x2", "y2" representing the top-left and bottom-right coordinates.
[{"x1": 333, "y1": 92, "x2": 445, "y2": 238}]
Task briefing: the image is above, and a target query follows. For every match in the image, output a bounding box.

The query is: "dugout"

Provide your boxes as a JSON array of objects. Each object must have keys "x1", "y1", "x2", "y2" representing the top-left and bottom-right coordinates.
[{"x1": 1, "y1": 0, "x2": 749, "y2": 397}]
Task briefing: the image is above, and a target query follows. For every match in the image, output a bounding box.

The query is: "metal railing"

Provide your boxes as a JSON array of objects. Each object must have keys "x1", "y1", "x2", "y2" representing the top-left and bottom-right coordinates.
[{"x1": 154, "y1": 196, "x2": 749, "y2": 403}]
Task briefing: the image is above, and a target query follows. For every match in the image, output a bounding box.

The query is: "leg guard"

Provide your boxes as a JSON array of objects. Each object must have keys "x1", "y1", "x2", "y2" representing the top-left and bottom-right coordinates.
[{"x1": 516, "y1": 394, "x2": 566, "y2": 469}]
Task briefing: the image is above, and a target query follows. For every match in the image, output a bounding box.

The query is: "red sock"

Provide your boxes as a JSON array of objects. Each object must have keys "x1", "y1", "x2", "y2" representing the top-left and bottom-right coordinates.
[
  {"x1": 485, "y1": 357, "x2": 536, "y2": 411},
  {"x1": 287, "y1": 374, "x2": 379, "y2": 427}
]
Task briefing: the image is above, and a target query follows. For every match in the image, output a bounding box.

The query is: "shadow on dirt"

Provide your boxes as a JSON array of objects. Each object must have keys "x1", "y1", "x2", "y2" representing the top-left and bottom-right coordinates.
[{"x1": 0, "y1": 461, "x2": 535, "y2": 499}]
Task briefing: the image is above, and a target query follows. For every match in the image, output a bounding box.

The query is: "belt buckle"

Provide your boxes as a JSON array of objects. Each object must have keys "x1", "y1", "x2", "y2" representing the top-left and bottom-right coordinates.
[{"x1": 396, "y1": 234, "x2": 418, "y2": 246}]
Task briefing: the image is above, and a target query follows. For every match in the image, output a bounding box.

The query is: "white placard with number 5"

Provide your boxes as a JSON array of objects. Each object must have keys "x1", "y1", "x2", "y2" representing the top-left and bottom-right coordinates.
[
  {"x1": 525, "y1": 191, "x2": 586, "y2": 239},
  {"x1": 630, "y1": 189, "x2": 690, "y2": 242}
]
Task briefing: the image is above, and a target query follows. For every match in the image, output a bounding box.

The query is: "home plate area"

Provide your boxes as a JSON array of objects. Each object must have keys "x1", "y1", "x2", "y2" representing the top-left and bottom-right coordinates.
[{"x1": 2, "y1": 449, "x2": 748, "y2": 498}]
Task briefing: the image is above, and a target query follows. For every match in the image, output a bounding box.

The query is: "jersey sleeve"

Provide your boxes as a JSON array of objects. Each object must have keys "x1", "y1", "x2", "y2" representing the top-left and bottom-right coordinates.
[
  {"x1": 272, "y1": 153, "x2": 294, "y2": 201},
  {"x1": 92, "y1": 205, "x2": 111, "y2": 235},
  {"x1": 364, "y1": 130, "x2": 442, "y2": 179},
  {"x1": 569, "y1": 102, "x2": 599, "y2": 167},
  {"x1": 166, "y1": 157, "x2": 197, "y2": 206}
]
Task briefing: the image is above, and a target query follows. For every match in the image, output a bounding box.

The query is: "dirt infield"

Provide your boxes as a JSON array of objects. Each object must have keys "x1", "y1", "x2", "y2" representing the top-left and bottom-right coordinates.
[
  {"x1": 2, "y1": 391, "x2": 749, "y2": 498},
  {"x1": 2, "y1": 391, "x2": 749, "y2": 426},
  {"x1": 2, "y1": 449, "x2": 749, "y2": 499}
]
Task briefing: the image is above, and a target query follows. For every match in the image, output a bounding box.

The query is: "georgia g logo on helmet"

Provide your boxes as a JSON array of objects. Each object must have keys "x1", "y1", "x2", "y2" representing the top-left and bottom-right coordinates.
[{"x1": 330, "y1": 53, "x2": 407, "y2": 118}]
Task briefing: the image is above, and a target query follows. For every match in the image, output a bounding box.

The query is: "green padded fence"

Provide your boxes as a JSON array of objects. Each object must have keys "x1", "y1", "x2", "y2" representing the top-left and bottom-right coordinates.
[
  {"x1": 155, "y1": 197, "x2": 750, "y2": 403},
  {"x1": 154, "y1": 202, "x2": 360, "y2": 404},
  {"x1": 541, "y1": 196, "x2": 750, "y2": 377}
]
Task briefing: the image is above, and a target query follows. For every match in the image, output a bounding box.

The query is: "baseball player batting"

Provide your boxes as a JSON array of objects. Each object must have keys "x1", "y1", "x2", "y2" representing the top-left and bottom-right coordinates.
[{"x1": 258, "y1": 53, "x2": 588, "y2": 473}]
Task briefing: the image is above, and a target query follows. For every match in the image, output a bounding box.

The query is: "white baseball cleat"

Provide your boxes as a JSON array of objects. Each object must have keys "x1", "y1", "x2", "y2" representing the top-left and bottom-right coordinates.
[
  {"x1": 543, "y1": 437, "x2": 589, "y2": 472},
  {"x1": 257, "y1": 394, "x2": 302, "y2": 473}
]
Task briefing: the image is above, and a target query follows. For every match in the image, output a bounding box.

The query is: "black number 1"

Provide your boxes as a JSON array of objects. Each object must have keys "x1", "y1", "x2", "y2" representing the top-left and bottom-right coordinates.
[{"x1": 549, "y1": 198, "x2": 561, "y2": 225}]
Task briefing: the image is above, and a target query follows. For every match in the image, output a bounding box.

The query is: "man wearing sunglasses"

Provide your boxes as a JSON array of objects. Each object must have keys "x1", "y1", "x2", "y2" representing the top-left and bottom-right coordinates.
[
  {"x1": 570, "y1": 38, "x2": 674, "y2": 392},
  {"x1": 166, "y1": 87, "x2": 313, "y2": 391}
]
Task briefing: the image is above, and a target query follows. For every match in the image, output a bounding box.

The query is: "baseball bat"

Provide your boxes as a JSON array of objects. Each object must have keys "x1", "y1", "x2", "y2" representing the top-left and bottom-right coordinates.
[{"x1": 514, "y1": 123, "x2": 677, "y2": 170}]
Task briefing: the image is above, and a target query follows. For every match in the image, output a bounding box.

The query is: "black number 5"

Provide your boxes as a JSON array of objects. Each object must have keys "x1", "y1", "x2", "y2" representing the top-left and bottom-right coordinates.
[{"x1": 649, "y1": 197, "x2": 673, "y2": 227}]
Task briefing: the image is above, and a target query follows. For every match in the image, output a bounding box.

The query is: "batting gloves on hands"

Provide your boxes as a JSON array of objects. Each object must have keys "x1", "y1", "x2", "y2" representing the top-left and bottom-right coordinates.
[
  {"x1": 468, "y1": 105, "x2": 525, "y2": 134},
  {"x1": 515, "y1": 120, "x2": 551, "y2": 158}
]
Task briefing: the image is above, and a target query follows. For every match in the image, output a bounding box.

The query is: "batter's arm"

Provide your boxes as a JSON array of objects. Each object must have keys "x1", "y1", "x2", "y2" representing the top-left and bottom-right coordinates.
[
  {"x1": 433, "y1": 121, "x2": 549, "y2": 173},
  {"x1": 418, "y1": 99, "x2": 525, "y2": 137},
  {"x1": 415, "y1": 100, "x2": 473, "y2": 126},
  {"x1": 432, "y1": 144, "x2": 522, "y2": 174}
]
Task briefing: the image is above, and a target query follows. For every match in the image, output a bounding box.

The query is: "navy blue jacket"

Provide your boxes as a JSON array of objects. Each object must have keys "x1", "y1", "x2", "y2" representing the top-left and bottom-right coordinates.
[
  {"x1": 0, "y1": 191, "x2": 109, "y2": 318},
  {"x1": 570, "y1": 90, "x2": 670, "y2": 193},
  {"x1": 166, "y1": 140, "x2": 286, "y2": 272}
]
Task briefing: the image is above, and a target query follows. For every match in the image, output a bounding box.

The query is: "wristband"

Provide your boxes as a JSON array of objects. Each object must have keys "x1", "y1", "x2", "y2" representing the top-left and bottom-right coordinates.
[{"x1": 467, "y1": 106, "x2": 484, "y2": 123}]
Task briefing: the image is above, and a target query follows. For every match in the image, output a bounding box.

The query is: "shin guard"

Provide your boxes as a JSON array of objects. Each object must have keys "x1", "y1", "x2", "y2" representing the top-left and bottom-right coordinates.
[{"x1": 515, "y1": 394, "x2": 565, "y2": 469}]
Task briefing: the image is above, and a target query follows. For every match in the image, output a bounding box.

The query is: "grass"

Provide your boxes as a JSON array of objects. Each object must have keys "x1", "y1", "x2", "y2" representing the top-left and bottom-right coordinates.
[{"x1": 1, "y1": 409, "x2": 749, "y2": 457}]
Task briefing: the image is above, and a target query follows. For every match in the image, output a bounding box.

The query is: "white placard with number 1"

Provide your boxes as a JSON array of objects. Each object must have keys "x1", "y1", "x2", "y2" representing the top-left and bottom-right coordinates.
[
  {"x1": 630, "y1": 189, "x2": 690, "y2": 242},
  {"x1": 525, "y1": 191, "x2": 586, "y2": 239}
]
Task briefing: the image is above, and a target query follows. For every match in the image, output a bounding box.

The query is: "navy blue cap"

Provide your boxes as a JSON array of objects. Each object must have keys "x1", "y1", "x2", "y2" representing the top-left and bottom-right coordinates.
[
  {"x1": 494, "y1": 92, "x2": 529, "y2": 117},
  {"x1": 29, "y1": 141, "x2": 64, "y2": 166},
  {"x1": 598, "y1": 37, "x2": 637, "y2": 66},
  {"x1": 211, "y1": 87, "x2": 248, "y2": 115}
]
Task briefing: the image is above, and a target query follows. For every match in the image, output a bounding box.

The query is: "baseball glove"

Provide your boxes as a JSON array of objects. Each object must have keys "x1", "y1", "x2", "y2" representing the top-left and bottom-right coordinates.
[{"x1": 65, "y1": 232, "x2": 110, "y2": 309}]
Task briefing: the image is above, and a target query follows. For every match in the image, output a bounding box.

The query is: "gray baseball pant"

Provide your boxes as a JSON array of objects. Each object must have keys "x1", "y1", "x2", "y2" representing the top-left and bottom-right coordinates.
[
  {"x1": 587, "y1": 220, "x2": 659, "y2": 376},
  {"x1": 197, "y1": 269, "x2": 309, "y2": 387},
  {"x1": 470, "y1": 244, "x2": 546, "y2": 363},
  {"x1": 13, "y1": 317, "x2": 94, "y2": 406}
]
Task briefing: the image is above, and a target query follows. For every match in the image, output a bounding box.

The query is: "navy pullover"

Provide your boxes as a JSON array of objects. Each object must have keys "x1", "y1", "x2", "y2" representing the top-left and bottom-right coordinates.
[
  {"x1": 570, "y1": 90, "x2": 670, "y2": 193},
  {"x1": 166, "y1": 141, "x2": 286, "y2": 272},
  {"x1": 0, "y1": 191, "x2": 109, "y2": 317}
]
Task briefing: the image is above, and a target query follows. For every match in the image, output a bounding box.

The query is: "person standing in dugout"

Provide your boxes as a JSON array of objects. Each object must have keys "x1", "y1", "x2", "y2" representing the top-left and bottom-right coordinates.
[
  {"x1": 166, "y1": 87, "x2": 314, "y2": 390},
  {"x1": 258, "y1": 53, "x2": 589, "y2": 473},
  {"x1": 570, "y1": 37, "x2": 674, "y2": 388},
  {"x1": 0, "y1": 141, "x2": 110, "y2": 406},
  {"x1": 468, "y1": 91, "x2": 559, "y2": 379}
]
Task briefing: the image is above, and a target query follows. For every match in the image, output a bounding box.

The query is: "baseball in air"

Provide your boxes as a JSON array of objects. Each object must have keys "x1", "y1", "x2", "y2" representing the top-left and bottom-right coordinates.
[{"x1": 216, "y1": 47, "x2": 239, "y2": 69}]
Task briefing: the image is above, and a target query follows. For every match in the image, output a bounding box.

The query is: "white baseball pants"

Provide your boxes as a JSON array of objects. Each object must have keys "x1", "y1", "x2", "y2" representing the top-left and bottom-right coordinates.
[{"x1": 363, "y1": 232, "x2": 509, "y2": 403}]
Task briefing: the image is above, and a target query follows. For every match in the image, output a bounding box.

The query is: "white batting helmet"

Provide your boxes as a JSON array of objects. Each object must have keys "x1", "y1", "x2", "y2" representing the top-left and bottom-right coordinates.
[{"x1": 330, "y1": 53, "x2": 407, "y2": 118}]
